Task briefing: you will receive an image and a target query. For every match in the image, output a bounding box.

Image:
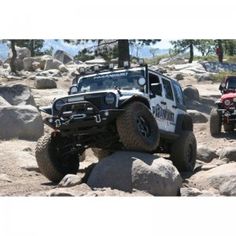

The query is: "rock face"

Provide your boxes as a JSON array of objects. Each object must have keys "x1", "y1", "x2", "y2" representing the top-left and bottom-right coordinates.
[
  {"x1": 218, "y1": 147, "x2": 236, "y2": 162},
  {"x1": 202, "y1": 62, "x2": 236, "y2": 73},
  {"x1": 44, "y1": 59, "x2": 63, "y2": 70},
  {"x1": 189, "y1": 163, "x2": 236, "y2": 196},
  {"x1": 8, "y1": 47, "x2": 31, "y2": 71},
  {"x1": 34, "y1": 77, "x2": 57, "y2": 89},
  {"x1": 87, "y1": 151, "x2": 182, "y2": 196},
  {"x1": 187, "y1": 110, "x2": 208, "y2": 123},
  {"x1": 0, "y1": 105, "x2": 44, "y2": 140},
  {"x1": 0, "y1": 84, "x2": 36, "y2": 106},
  {"x1": 0, "y1": 96, "x2": 11, "y2": 106},
  {"x1": 54, "y1": 50, "x2": 73, "y2": 64},
  {"x1": 183, "y1": 85, "x2": 200, "y2": 101},
  {"x1": 197, "y1": 145, "x2": 218, "y2": 163}
]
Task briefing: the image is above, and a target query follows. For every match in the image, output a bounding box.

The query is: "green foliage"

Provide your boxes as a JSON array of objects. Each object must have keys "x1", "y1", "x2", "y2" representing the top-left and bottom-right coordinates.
[
  {"x1": 74, "y1": 48, "x2": 95, "y2": 62},
  {"x1": 212, "y1": 71, "x2": 236, "y2": 83},
  {"x1": 223, "y1": 40, "x2": 236, "y2": 56},
  {"x1": 195, "y1": 40, "x2": 215, "y2": 56},
  {"x1": 170, "y1": 40, "x2": 194, "y2": 53}
]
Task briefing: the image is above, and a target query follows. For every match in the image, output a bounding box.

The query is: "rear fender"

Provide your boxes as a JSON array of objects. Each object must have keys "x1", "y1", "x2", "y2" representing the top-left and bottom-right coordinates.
[{"x1": 175, "y1": 114, "x2": 193, "y2": 134}]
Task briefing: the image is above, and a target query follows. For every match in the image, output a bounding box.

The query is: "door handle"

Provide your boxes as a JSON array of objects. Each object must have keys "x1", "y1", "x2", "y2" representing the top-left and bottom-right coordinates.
[
  {"x1": 161, "y1": 101, "x2": 166, "y2": 105},
  {"x1": 172, "y1": 105, "x2": 177, "y2": 109}
]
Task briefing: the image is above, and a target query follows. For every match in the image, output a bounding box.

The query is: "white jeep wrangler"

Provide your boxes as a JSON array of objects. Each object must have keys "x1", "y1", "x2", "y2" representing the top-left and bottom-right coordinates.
[{"x1": 36, "y1": 64, "x2": 196, "y2": 182}]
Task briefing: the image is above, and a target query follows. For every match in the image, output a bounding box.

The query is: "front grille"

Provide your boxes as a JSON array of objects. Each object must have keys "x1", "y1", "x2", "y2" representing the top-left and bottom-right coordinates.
[{"x1": 85, "y1": 93, "x2": 106, "y2": 109}]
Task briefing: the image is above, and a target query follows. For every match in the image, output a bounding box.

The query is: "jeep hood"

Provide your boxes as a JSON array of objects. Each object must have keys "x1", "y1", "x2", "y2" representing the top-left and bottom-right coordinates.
[{"x1": 221, "y1": 93, "x2": 236, "y2": 101}]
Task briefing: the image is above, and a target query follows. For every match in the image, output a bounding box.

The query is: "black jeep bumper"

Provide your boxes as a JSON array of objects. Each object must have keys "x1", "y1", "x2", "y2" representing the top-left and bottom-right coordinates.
[
  {"x1": 44, "y1": 101, "x2": 124, "y2": 135},
  {"x1": 218, "y1": 108, "x2": 236, "y2": 123}
]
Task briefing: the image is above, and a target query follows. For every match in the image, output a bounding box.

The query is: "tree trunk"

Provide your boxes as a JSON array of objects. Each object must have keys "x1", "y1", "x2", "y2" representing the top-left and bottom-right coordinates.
[
  {"x1": 10, "y1": 40, "x2": 17, "y2": 74},
  {"x1": 118, "y1": 40, "x2": 130, "y2": 67},
  {"x1": 189, "y1": 42, "x2": 194, "y2": 63},
  {"x1": 30, "y1": 40, "x2": 35, "y2": 57},
  {"x1": 218, "y1": 40, "x2": 223, "y2": 63}
]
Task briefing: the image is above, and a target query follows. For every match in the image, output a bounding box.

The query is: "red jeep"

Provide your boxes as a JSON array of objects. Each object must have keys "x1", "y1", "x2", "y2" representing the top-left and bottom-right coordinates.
[{"x1": 210, "y1": 76, "x2": 236, "y2": 135}]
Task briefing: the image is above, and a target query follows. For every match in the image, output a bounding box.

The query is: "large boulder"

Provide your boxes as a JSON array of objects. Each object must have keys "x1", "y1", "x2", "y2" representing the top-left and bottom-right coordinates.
[
  {"x1": 189, "y1": 163, "x2": 236, "y2": 196},
  {"x1": 0, "y1": 84, "x2": 36, "y2": 106},
  {"x1": 183, "y1": 85, "x2": 200, "y2": 101},
  {"x1": 87, "y1": 151, "x2": 182, "y2": 196},
  {"x1": 0, "y1": 105, "x2": 44, "y2": 140},
  {"x1": 218, "y1": 147, "x2": 236, "y2": 162},
  {"x1": 197, "y1": 145, "x2": 218, "y2": 163},
  {"x1": 0, "y1": 96, "x2": 11, "y2": 106},
  {"x1": 54, "y1": 50, "x2": 73, "y2": 64},
  {"x1": 23, "y1": 56, "x2": 55, "y2": 71},
  {"x1": 34, "y1": 77, "x2": 57, "y2": 89},
  {"x1": 187, "y1": 110, "x2": 208, "y2": 123},
  {"x1": 8, "y1": 47, "x2": 31, "y2": 71},
  {"x1": 44, "y1": 59, "x2": 63, "y2": 70},
  {"x1": 23, "y1": 57, "x2": 35, "y2": 71}
]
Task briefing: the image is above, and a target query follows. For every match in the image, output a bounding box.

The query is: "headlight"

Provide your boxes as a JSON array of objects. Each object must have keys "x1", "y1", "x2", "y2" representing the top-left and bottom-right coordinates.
[
  {"x1": 55, "y1": 99, "x2": 65, "y2": 111},
  {"x1": 233, "y1": 97, "x2": 236, "y2": 102},
  {"x1": 69, "y1": 86, "x2": 78, "y2": 94},
  {"x1": 105, "y1": 93, "x2": 116, "y2": 105},
  {"x1": 224, "y1": 99, "x2": 231, "y2": 106}
]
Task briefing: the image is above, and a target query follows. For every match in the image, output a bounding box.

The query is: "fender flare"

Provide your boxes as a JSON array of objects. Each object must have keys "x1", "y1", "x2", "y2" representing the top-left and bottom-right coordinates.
[
  {"x1": 175, "y1": 114, "x2": 193, "y2": 134},
  {"x1": 119, "y1": 95, "x2": 150, "y2": 109}
]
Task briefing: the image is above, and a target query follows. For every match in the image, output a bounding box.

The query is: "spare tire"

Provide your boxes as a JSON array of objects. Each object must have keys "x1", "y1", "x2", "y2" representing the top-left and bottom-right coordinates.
[{"x1": 116, "y1": 102, "x2": 160, "y2": 152}]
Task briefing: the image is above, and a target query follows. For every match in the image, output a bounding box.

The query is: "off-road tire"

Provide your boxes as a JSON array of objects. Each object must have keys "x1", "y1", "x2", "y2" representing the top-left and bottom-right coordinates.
[
  {"x1": 92, "y1": 148, "x2": 113, "y2": 161},
  {"x1": 223, "y1": 123, "x2": 234, "y2": 132},
  {"x1": 35, "y1": 134, "x2": 79, "y2": 183},
  {"x1": 170, "y1": 131, "x2": 197, "y2": 172},
  {"x1": 210, "y1": 108, "x2": 221, "y2": 136},
  {"x1": 116, "y1": 102, "x2": 160, "y2": 152}
]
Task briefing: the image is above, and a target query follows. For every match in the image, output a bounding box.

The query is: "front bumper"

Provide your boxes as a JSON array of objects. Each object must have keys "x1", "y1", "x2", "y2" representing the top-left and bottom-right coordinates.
[
  {"x1": 217, "y1": 108, "x2": 236, "y2": 123},
  {"x1": 44, "y1": 101, "x2": 123, "y2": 134}
]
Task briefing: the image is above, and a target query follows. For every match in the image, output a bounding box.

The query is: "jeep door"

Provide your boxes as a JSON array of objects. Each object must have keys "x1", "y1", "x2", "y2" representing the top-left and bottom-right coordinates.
[
  {"x1": 160, "y1": 76, "x2": 177, "y2": 133},
  {"x1": 149, "y1": 71, "x2": 167, "y2": 131}
]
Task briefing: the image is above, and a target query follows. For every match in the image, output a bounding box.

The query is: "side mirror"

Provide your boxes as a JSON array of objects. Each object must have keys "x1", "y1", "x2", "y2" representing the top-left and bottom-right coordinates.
[
  {"x1": 151, "y1": 83, "x2": 162, "y2": 96},
  {"x1": 219, "y1": 82, "x2": 226, "y2": 93}
]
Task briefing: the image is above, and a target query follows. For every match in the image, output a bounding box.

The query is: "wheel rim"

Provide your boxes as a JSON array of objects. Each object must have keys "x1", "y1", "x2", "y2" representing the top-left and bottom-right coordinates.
[{"x1": 136, "y1": 115, "x2": 151, "y2": 138}]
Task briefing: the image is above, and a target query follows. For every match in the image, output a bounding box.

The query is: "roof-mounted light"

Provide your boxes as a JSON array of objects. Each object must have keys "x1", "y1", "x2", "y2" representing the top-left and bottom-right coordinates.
[
  {"x1": 109, "y1": 63, "x2": 114, "y2": 70},
  {"x1": 124, "y1": 61, "x2": 129, "y2": 68},
  {"x1": 94, "y1": 65, "x2": 99, "y2": 72},
  {"x1": 79, "y1": 67, "x2": 86, "y2": 75},
  {"x1": 138, "y1": 59, "x2": 145, "y2": 66}
]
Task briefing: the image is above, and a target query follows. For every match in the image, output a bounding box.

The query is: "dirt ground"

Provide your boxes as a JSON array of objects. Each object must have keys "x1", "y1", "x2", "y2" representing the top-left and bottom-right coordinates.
[{"x1": 1, "y1": 75, "x2": 235, "y2": 196}]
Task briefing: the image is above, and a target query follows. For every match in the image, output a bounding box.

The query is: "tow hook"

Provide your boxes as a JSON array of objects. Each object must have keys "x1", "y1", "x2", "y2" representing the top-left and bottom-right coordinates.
[
  {"x1": 94, "y1": 114, "x2": 101, "y2": 123},
  {"x1": 55, "y1": 119, "x2": 61, "y2": 128}
]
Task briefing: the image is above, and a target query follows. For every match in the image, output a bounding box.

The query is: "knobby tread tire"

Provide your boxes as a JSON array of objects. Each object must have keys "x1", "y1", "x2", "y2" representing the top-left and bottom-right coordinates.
[{"x1": 116, "y1": 102, "x2": 160, "y2": 152}]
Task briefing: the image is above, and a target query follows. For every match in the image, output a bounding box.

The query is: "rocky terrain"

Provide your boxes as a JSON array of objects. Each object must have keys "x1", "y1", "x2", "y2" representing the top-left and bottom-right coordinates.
[{"x1": 1, "y1": 48, "x2": 236, "y2": 197}]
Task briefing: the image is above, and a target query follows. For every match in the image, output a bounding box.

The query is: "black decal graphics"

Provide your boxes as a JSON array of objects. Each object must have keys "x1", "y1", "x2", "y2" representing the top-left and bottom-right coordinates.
[{"x1": 152, "y1": 105, "x2": 174, "y2": 122}]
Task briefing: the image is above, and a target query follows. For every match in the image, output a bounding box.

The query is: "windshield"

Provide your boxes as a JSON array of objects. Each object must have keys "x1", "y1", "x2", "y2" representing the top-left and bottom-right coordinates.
[
  {"x1": 77, "y1": 69, "x2": 146, "y2": 93},
  {"x1": 226, "y1": 77, "x2": 236, "y2": 89}
]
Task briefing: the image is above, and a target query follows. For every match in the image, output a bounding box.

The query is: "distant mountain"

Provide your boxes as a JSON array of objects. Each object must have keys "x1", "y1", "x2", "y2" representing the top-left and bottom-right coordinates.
[{"x1": 130, "y1": 46, "x2": 169, "y2": 58}]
